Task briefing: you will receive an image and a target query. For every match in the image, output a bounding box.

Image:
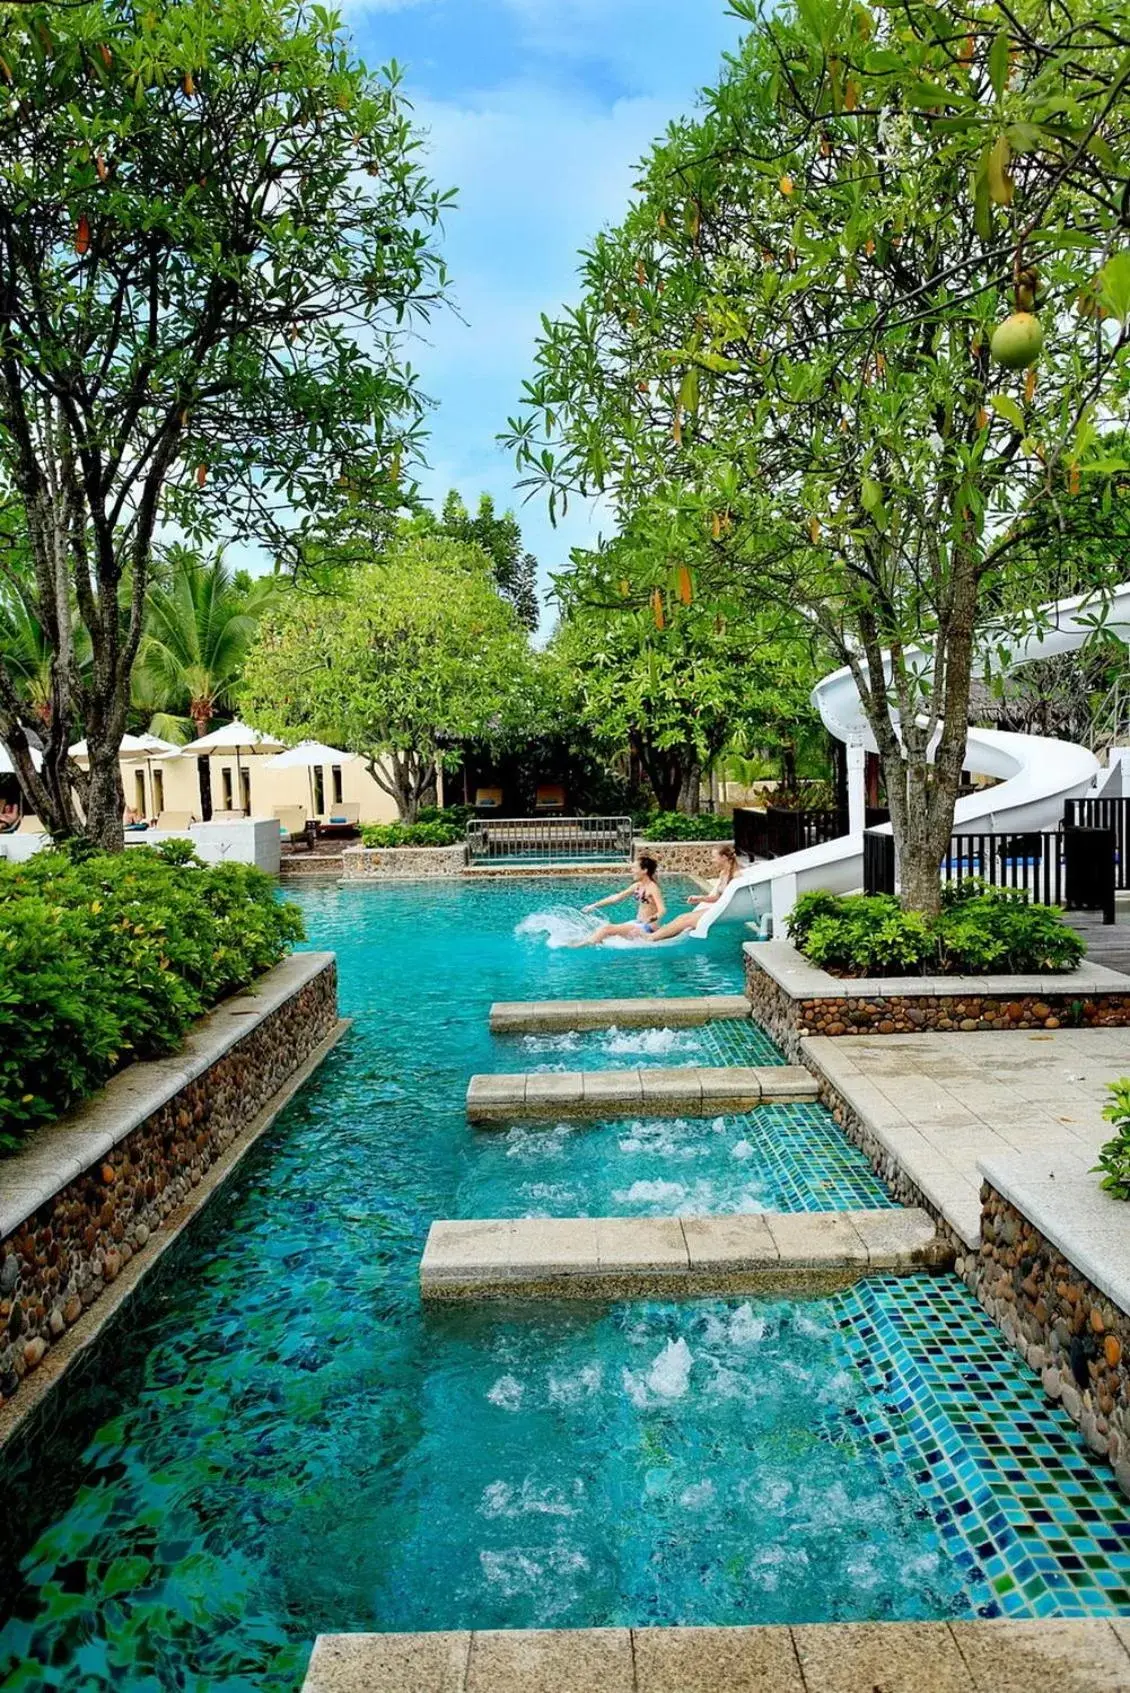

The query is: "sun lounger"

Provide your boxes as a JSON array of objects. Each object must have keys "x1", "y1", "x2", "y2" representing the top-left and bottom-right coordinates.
[
  {"x1": 534, "y1": 784, "x2": 566, "y2": 812},
  {"x1": 155, "y1": 811, "x2": 196, "y2": 833},
  {"x1": 475, "y1": 787, "x2": 503, "y2": 811},
  {"x1": 317, "y1": 803, "x2": 359, "y2": 839},
  {"x1": 275, "y1": 805, "x2": 308, "y2": 843},
  {"x1": 16, "y1": 814, "x2": 45, "y2": 834}
]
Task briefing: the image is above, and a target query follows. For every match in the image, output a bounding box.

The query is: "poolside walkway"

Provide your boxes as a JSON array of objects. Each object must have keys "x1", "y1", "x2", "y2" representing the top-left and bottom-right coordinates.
[
  {"x1": 805, "y1": 1026, "x2": 1127, "y2": 1252},
  {"x1": 303, "y1": 1618, "x2": 1130, "y2": 1692},
  {"x1": 466, "y1": 1064, "x2": 816, "y2": 1121},
  {"x1": 489, "y1": 995, "x2": 751, "y2": 1032}
]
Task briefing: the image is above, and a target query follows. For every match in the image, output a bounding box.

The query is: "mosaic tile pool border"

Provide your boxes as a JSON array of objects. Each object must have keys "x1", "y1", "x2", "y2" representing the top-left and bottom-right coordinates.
[
  {"x1": 840, "y1": 1276, "x2": 1130, "y2": 1619},
  {"x1": 497, "y1": 1016, "x2": 786, "y2": 1071}
]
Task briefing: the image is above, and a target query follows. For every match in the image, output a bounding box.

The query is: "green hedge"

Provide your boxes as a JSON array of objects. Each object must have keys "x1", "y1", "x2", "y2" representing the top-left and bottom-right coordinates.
[
  {"x1": 0, "y1": 846, "x2": 303, "y2": 1152},
  {"x1": 360, "y1": 820, "x2": 464, "y2": 847},
  {"x1": 786, "y1": 886, "x2": 1085, "y2": 977},
  {"x1": 639, "y1": 811, "x2": 731, "y2": 842}
]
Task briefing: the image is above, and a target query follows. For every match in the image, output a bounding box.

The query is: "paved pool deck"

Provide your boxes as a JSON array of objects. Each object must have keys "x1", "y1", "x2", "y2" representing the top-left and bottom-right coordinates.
[
  {"x1": 806, "y1": 1027, "x2": 1130, "y2": 1259},
  {"x1": 303, "y1": 1618, "x2": 1130, "y2": 1692}
]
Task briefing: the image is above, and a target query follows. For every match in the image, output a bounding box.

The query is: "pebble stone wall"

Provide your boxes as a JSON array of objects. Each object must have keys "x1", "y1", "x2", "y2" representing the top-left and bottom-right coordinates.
[
  {"x1": 974, "y1": 1186, "x2": 1130, "y2": 1499},
  {"x1": 340, "y1": 844, "x2": 468, "y2": 879},
  {"x1": 0, "y1": 961, "x2": 338, "y2": 1413},
  {"x1": 745, "y1": 957, "x2": 1130, "y2": 1063}
]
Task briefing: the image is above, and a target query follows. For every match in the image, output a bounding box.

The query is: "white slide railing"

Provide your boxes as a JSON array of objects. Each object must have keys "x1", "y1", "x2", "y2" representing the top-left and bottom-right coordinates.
[{"x1": 697, "y1": 582, "x2": 1130, "y2": 935}]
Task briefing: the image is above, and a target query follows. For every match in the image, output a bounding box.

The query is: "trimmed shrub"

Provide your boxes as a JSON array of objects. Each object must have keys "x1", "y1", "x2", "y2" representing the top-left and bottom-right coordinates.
[
  {"x1": 359, "y1": 820, "x2": 464, "y2": 848},
  {"x1": 1094, "y1": 1080, "x2": 1130, "y2": 1201},
  {"x1": 0, "y1": 848, "x2": 302, "y2": 1151},
  {"x1": 786, "y1": 888, "x2": 1085, "y2": 977},
  {"x1": 640, "y1": 811, "x2": 730, "y2": 842}
]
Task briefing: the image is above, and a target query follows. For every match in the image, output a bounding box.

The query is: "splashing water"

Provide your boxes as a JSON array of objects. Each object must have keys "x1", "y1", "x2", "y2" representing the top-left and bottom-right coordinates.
[{"x1": 515, "y1": 907, "x2": 596, "y2": 948}]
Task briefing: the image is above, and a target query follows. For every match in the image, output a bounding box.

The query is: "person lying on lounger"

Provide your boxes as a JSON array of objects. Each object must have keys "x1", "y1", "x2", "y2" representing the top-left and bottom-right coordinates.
[
  {"x1": 646, "y1": 845, "x2": 740, "y2": 942},
  {"x1": 572, "y1": 854, "x2": 666, "y2": 945}
]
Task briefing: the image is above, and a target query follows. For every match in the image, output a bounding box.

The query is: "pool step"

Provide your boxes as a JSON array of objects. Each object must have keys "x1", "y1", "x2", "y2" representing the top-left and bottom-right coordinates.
[
  {"x1": 488, "y1": 994, "x2": 751, "y2": 1034},
  {"x1": 303, "y1": 1619, "x2": 1130, "y2": 1693},
  {"x1": 419, "y1": 1208, "x2": 950, "y2": 1301},
  {"x1": 466, "y1": 1065, "x2": 816, "y2": 1122}
]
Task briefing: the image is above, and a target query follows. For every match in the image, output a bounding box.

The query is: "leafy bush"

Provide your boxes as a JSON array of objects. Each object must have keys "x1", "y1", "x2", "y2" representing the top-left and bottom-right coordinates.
[
  {"x1": 417, "y1": 803, "x2": 474, "y2": 829},
  {"x1": 640, "y1": 811, "x2": 730, "y2": 841},
  {"x1": 0, "y1": 848, "x2": 302, "y2": 1151},
  {"x1": 360, "y1": 820, "x2": 464, "y2": 847},
  {"x1": 1094, "y1": 1080, "x2": 1130, "y2": 1201},
  {"x1": 786, "y1": 888, "x2": 1084, "y2": 977}
]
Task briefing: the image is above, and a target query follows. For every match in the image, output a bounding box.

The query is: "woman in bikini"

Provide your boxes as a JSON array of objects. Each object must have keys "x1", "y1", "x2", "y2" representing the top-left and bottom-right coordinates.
[
  {"x1": 645, "y1": 845, "x2": 740, "y2": 942},
  {"x1": 573, "y1": 853, "x2": 666, "y2": 946}
]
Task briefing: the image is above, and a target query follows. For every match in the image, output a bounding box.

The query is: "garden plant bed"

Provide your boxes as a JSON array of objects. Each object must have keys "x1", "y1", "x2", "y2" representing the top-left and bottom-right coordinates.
[
  {"x1": 745, "y1": 941, "x2": 1130, "y2": 1059},
  {"x1": 0, "y1": 953, "x2": 341, "y2": 1426}
]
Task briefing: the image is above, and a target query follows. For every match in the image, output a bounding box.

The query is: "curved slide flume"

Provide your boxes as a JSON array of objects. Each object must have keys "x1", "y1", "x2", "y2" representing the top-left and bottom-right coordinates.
[{"x1": 696, "y1": 582, "x2": 1130, "y2": 936}]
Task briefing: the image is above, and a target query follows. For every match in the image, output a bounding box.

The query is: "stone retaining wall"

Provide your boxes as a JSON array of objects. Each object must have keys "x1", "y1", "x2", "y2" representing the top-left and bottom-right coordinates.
[
  {"x1": 974, "y1": 1186, "x2": 1130, "y2": 1498},
  {"x1": 745, "y1": 942, "x2": 1130, "y2": 1062},
  {"x1": 0, "y1": 955, "x2": 337, "y2": 1412},
  {"x1": 642, "y1": 839, "x2": 731, "y2": 879},
  {"x1": 341, "y1": 843, "x2": 468, "y2": 879}
]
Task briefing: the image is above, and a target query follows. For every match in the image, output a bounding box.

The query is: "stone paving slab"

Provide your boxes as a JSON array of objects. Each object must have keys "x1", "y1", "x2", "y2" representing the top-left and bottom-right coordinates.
[
  {"x1": 805, "y1": 1028, "x2": 1122, "y2": 1254},
  {"x1": 489, "y1": 995, "x2": 751, "y2": 1033},
  {"x1": 303, "y1": 1619, "x2": 1130, "y2": 1693},
  {"x1": 418, "y1": 1208, "x2": 947, "y2": 1299},
  {"x1": 466, "y1": 1065, "x2": 816, "y2": 1122}
]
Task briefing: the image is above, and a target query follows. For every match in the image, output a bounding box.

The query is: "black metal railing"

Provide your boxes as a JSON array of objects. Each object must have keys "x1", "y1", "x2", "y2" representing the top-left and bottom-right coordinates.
[
  {"x1": 862, "y1": 824, "x2": 1116, "y2": 920},
  {"x1": 1065, "y1": 797, "x2": 1130, "y2": 889},
  {"x1": 467, "y1": 815, "x2": 633, "y2": 864},
  {"x1": 735, "y1": 804, "x2": 890, "y2": 862}
]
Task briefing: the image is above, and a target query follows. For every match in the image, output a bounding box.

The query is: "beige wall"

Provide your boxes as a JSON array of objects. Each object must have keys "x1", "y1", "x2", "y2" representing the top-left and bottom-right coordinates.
[{"x1": 90, "y1": 753, "x2": 402, "y2": 825}]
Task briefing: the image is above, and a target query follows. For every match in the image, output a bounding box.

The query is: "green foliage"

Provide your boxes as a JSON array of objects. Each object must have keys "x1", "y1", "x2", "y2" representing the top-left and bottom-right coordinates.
[
  {"x1": 135, "y1": 548, "x2": 277, "y2": 742},
  {"x1": 508, "y1": 0, "x2": 1130, "y2": 909},
  {"x1": 240, "y1": 533, "x2": 537, "y2": 820},
  {"x1": 1093, "y1": 1081, "x2": 1130, "y2": 1201},
  {"x1": 432, "y1": 492, "x2": 540, "y2": 632},
  {"x1": 0, "y1": 0, "x2": 450, "y2": 844},
  {"x1": 551, "y1": 519, "x2": 821, "y2": 812},
  {"x1": 360, "y1": 820, "x2": 463, "y2": 847},
  {"x1": 0, "y1": 848, "x2": 302, "y2": 1150},
  {"x1": 418, "y1": 804, "x2": 474, "y2": 828},
  {"x1": 640, "y1": 811, "x2": 730, "y2": 841},
  {"x1": 788, "y1": 890, "x2": 1084, "y2": 977}
]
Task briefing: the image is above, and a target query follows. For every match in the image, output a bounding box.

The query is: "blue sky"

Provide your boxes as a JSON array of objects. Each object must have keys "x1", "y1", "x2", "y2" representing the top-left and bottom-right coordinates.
[{"x1": 339, "y1": 0, "x2": 745, "y2": 618}]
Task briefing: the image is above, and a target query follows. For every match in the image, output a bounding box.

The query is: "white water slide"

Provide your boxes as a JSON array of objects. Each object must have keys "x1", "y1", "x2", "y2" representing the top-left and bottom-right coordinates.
[{"x1": 697, "y1": 582, "x2": 1130, "y2": 937}]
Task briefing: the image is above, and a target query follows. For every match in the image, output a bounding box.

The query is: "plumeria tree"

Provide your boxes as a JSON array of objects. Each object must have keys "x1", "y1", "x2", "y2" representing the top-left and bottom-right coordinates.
[
  {"x1": 0, "y1": 0, "x2": 450, "y2": 847},
  {"x1": 509, "y1": 0, "x2": 1130, "y2": 911},
  {"x1": 239, "y1": 534, "x2": 537, "y2": 820}
]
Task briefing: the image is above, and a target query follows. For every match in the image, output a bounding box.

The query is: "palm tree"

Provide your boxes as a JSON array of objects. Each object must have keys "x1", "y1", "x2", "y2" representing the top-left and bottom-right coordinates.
[{"x1": 134, "y1": 548, "x2": 275, "y2": 742}]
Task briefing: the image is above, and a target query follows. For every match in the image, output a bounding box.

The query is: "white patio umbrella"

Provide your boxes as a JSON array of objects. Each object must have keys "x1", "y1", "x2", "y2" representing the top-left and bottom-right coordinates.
[
  {"x1": 264, "y1": 739, "x2": 356, "y2": 818},
  {"x1": 68, "y1": 733, "x2": 183, "y2": 819},
  {"x1": 0, "y1": 742, "x2": 43, "y2": 775},
  {"x1": 186, "y1": 719, "x2": 286, "y2": 815}
]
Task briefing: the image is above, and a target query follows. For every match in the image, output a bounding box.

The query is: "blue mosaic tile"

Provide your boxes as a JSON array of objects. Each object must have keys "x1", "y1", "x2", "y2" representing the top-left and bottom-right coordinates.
[{"x1": 838, "y1": 1275, "x2": 1130, "y2": 1618}]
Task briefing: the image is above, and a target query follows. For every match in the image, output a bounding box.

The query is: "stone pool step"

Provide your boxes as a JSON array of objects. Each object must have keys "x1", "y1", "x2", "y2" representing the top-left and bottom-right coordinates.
[
  {"x1": 488, "y1": 994, "x2": 751, "y2": 1033},
  {"x1": 304, "y1": 1620, "x2": 1130, "y2": 1693},
  {"x1": 466, "y1": 1064, "x2": 816, "y2": 1122},
  {"x1": 419, "y1": 1208, "x2": 950, "y2": 1301}
]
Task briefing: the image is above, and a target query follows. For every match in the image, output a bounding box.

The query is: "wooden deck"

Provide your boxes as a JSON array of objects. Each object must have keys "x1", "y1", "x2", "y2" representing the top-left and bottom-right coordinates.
[{"x1": 1068, "y1": 908, "x2": 1130, "y2": 976}]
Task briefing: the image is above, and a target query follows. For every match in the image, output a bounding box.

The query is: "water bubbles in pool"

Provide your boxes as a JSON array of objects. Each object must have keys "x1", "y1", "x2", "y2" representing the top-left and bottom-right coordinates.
[
  {"x1": 624, "y1": 1336, "x2": 695, "y2": 1407},
  {"x1": 547, "y1": 1362, "x2": 604, "y2": 1405},
  {"x1": 487, "y1": 1374, "x2": 525, "y2": 1411},
  {"x1": 480, "y1": 1479, "x2": 581, "y2": 1520},
  {"x1": 612, "y1": 1179, "x2": 689, "y2": 1208}
]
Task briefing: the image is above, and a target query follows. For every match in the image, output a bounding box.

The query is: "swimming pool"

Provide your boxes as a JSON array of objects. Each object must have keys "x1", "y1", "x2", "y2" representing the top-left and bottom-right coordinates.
[{"x1": 2, "y1": 877, "x2": 1127, "y2": 1692}]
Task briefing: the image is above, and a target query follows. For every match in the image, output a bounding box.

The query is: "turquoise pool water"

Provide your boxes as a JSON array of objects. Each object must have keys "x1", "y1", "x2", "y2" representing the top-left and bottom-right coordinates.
[
  {"x1": 492, "y1": 1018, "x2": 784, "y2": 1070},
  {"x1": 2, "y1": 876, "x2": 1128, "y2": 1693},
  {"x1": 455, "y1": 1105, "x2": 895, "y2": 1218}
]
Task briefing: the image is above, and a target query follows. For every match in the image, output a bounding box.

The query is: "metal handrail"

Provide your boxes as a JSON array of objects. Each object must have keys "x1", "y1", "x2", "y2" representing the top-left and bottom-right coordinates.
[{"x1": 467, "y1": 815, "x2": 634, "y2": 863}]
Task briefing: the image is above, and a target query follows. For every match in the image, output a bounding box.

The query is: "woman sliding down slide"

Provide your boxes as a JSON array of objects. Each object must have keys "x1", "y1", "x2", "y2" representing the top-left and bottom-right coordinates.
[
  {"x1": 646, "y1": 846, "x2": 740, "y2": 942},
  {"x1": 572, "y1": 854, "x2": 666, "y2": 946}
]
